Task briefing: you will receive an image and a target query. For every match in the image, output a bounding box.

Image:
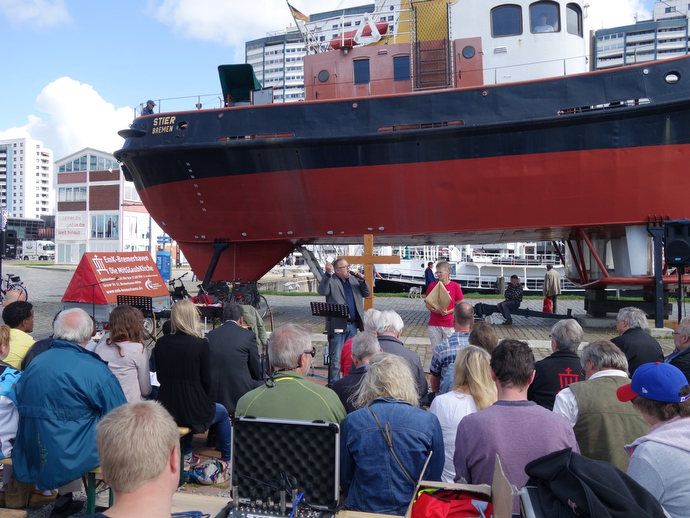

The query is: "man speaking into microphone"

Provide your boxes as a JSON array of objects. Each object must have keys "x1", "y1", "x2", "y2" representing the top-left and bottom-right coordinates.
[{"x1": 317, "y1": 258, "x2": 370, "y2": 383}]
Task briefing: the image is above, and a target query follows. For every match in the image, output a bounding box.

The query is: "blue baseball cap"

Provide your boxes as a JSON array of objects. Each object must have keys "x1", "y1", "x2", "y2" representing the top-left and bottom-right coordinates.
[{"x1": 617, "y1": 362, "x2": 690, "y2": 403}]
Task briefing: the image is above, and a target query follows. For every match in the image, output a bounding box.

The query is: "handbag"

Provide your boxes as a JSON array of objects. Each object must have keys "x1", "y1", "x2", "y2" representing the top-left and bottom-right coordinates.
[
  {"x1": 189, "y1": 459, "x2": 229, "y2": 485},
  {"x1": 5, "y1": 473, "x2": 33, "y2": 509},
  {"x1": 542, "y1": 297, "x2": 552, "y2": 313},
  {"x1": 411, "y1": 489, "x2": 493, "y2": 518}
]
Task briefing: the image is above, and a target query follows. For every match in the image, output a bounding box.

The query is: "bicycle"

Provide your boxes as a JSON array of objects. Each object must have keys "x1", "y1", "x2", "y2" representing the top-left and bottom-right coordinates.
[
  {"x1": 0, "y1": 273, "x2": 28, "y2": 303},
  {"x1": 168, "y1": 272, "x2": 191, "y2": 304}
]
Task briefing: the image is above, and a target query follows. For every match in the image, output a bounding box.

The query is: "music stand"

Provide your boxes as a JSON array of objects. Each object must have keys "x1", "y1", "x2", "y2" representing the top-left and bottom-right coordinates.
[{"x1": 310, "y1": 302, "x2": 349, "y2": 387}]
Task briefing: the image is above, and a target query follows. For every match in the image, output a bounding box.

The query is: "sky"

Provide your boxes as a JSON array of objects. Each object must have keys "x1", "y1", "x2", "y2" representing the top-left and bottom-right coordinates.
[{"x1": 0, "y1": 0, "x2": 657, "y2": 160}]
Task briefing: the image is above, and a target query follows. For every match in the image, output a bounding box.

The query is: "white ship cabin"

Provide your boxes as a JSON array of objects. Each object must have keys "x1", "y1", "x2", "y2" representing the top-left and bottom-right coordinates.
[{"x1": 304, "y1": 0, "x2": 588, "y2": 101}]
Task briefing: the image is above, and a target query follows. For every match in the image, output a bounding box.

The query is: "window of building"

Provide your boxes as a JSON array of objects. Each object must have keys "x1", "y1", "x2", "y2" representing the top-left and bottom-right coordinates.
[
  {"x1": 491, "y1": 5, "x2": 522, "y2": 37},
  {"x1": 530, "y1": 2, "x2": 560, "y2": 33},
  {"x1": 58, "y1": 186, "x2": 87, "y2": 202},
  {"x1": 666, "y1": 6, "x2": 676, "y2": 13},
  {"x1": 566, "y1": 4, "x2": 582, "y2": 36},
  {"x1": 354, "y1": 59, "x2": 370, "y2": 84},
  {"x1": 91, "y1": 214, "x2": 119, "y2": 239},
  {"x1": 394, "y1": 55, "x2": 410, "y2": 81},
  {"x1": 123, "y1": 183, "x2": 141, "y2": 201}
]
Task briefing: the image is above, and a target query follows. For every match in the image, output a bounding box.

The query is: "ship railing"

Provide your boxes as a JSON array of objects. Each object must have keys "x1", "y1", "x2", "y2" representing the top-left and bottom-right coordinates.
[
  {"x1": 134, "y1": 93, "x2": 225, "y2": 119},
  {"x1": 457, "y1": 251, "x2": 563, "y2": 265},
  {"x1": 375, "y1": 246, "x2": 562, "y2": 265},
  {"x1": 487, "y1": 55, "x2": 588, "y2": 85},
  {"x1": 383, "y1": 269, "x2": 577, "y2": 292}
]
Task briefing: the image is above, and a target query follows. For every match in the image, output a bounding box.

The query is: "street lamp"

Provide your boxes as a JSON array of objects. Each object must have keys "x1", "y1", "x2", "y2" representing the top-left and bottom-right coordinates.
[{"x1": 120, "y1": 202, "x2": 152, "y2": 254}]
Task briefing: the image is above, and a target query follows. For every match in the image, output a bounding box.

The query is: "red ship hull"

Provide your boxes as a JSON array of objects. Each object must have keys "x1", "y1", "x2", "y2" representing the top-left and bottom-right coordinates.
[{"x1": 137, "y1": 144, "x2": 690, "y2": 281}]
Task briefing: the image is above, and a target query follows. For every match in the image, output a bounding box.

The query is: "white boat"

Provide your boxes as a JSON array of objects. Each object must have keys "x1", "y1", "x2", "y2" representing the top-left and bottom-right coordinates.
[{"x1": 375, "y1": 244, "x2": 574, "y2": 292}]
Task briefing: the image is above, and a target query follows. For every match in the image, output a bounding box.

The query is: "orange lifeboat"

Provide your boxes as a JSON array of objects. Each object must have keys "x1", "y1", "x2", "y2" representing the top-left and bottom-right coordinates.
[{"x1": 330, "y1": 20, "x2": 389, "y2": 50}]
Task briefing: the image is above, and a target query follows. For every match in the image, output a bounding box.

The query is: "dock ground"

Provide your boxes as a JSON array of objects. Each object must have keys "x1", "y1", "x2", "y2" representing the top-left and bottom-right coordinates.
[{"x1": 13, "y1": 261, "x2": 678, "y2": 364}]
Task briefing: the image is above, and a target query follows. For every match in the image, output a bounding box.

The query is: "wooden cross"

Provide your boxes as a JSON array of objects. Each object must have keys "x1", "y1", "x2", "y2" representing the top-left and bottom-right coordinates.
[{"x1": 338, "y1": 234, "x2": 401, "y2": 310}]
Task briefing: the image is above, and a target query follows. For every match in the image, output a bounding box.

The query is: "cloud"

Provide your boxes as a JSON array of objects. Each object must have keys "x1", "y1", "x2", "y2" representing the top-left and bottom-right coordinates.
[
  {"x1": 0, "y1": 0, "x2": 71, "y2": 27},
  {"x1": 1, "y1": 78, "x2": 133, "y2": 160},
  {"x1": 148, "y1": 0, "x2": 654, "y2": 58},
  {"x1": 585, "y1": 0, "x2": 652, "y2": 31},
  {"x1": 148, "y1": 0, "x2": 365, "y2": 60}
]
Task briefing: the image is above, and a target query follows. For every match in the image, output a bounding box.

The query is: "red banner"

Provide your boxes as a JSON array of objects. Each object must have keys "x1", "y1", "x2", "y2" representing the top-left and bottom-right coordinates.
[{"x1": 62, "y1": 252, "x2": 169, "y2": 305}]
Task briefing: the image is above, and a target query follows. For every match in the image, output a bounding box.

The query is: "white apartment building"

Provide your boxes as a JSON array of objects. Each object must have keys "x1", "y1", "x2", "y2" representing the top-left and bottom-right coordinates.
[
  {"x1": 246, "y1": 31, "x2": 308, "y2": 102},
  {"x1": 0, "y1": 138, "x2": 53, "y2": 218},
  {"x1": 55, "y1": 148, "x2": 162, "y2": 264},
  {"x1": 653, "y1": 0, "x2": 690, "y2": 19},
  {"x1": 0, "y1": 145, "x2": 12, "y2": 210},
  {"x1": 594, "y1": 0, "x2": 690, "y2": 70}
]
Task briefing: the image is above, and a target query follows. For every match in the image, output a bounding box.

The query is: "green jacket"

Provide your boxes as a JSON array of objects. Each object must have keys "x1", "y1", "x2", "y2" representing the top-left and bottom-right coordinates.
[
  {"x1": 241, "y1": 305, "x2": 267, "y2": 351},
  {"x1": 236, "y1": 371, "x2": 346, "y2": 426}
]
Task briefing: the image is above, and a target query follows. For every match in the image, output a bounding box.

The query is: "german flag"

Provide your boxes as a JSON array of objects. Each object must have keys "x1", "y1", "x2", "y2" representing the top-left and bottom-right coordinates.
[{"x1": 288, "y1": 2, "x2": 309, "y2": 22}]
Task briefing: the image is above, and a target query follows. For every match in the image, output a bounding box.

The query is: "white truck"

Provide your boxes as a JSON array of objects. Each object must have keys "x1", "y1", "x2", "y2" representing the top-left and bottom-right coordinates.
[{"x1": 21, "y1": 240, "x2": 55, "y2": 261}]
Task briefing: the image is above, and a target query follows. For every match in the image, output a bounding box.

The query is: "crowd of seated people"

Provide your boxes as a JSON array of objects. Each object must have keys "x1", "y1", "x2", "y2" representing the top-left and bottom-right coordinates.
[{"x1": 1, "y1": 296, "x2": 687, "y2": 518}]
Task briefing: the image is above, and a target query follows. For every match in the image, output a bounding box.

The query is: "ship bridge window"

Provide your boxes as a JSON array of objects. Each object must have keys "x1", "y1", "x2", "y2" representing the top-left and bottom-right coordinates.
[
  {"x1": 394, "y1": 55, "x2": 410, "y2": 81},
  {"x1": 354, "y1": 59, "x2": 370, "y2": 84},
  {"x1": 566, "y1": 3, "x2": 582, "y2": 37},
  {"x1": 530, "y1": 2, "x2": 560, "y2": 33},
  {"x1": 491, "y1": 5, "x2": 522, "y2": 37}
]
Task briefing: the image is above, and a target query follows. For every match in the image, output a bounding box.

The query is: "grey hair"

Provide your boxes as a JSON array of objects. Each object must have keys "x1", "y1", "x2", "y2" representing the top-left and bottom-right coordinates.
[
  {"x1": 436, "y1": 260, "x2": 450, "y2": 272},
  {"x1": 676, "y1": 317, "x2": 690, "y2": 338},
  {"x1": 268, "y1": 324, "x2": 312, "y2": 370},
  {"x1": 580, "y1": 339, "x2": 629, "y2": 373},
  {"x1": 53, "y1": 308, "x2": 95, "y2": 345},
  {"x1": 551, "y1": 319, "x2": 584, "y2": 352},
  {"x1": 353, "y1": 353, "x2": 419, "y2": 408},
  {"x1": 352, "y1": 332, "x2": 381, "y2": 361},
  {"x1": 376, "y1": 310, "x2": 404, "y2": 335},
  {"x1": 362, "y1": 308, "x2": 381, "y2": 334},
  {"x1": 332, "y1": 258, "x2": 347, "y2": 269},
  {"x1": 617, "y1": 307, "x2": 649, "y2": 330}
]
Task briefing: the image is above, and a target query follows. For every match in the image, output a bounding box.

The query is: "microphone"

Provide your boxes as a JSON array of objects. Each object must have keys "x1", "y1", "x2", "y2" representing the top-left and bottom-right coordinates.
[{"x1": 350, "y1": 271, "x2": 365, "y2": 281}]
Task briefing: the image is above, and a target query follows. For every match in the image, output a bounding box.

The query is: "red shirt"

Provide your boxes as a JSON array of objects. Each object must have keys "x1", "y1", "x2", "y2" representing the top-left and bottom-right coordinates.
[{"x1": 426, "y1": 281, "x2": 464, "y2": 327}]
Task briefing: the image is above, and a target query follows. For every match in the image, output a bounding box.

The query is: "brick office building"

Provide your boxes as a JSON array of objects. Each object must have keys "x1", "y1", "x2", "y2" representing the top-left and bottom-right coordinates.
[{"x1": 54, "y1": 148, "x2": 163, "y2": 264}]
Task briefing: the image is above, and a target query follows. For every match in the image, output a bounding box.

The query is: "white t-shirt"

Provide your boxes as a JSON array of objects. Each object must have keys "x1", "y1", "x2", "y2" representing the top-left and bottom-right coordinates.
[{"x1": 429, "y1": 390, "x2": 478, "y2": 482}]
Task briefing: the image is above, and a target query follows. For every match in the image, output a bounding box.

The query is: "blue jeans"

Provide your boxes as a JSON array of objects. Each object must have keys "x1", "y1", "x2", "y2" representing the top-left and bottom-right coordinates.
[
  {"x1": 183, "y1": 403, "x2": 232, "y2": 461},
  {"x1": 329, "y1": 323, "x2": 358, "y2": 383},
  {"x1": 497, "y1": 300, "x2": 520, "y2": 321}
]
